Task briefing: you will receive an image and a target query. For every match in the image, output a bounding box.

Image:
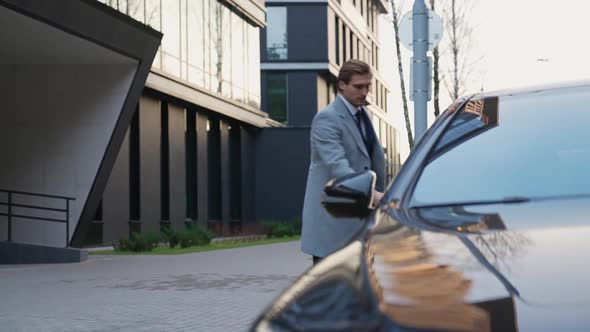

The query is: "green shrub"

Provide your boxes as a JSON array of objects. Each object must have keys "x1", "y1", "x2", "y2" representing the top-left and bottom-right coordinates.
[
  {"x1": 177, "y1": 224, "x2": 215, "y2": 248},
  {"x1": 115, "y1": 231, "x2": 160, "y2": 252},
  {"x1": 113, "y1": 224, "x2": 214, "y2": 251},
  {"x1": 261, "y1": 220, "x2": 301, "y2": 238},
  {"x1": 161, "y1": 226, "x2": 179, "y2": 248},
  {"x1": 290, "y1": 217, "x2": 302, "y2": 235},
  {"x1": 274, "y1": 223, "x2": 295, "y2": 237}
]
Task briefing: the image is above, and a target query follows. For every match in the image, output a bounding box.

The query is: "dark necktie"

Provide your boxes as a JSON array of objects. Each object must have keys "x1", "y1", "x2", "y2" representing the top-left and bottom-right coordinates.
[{"x1": 355, "y1": 108, "x2": 374, "y2": 158}]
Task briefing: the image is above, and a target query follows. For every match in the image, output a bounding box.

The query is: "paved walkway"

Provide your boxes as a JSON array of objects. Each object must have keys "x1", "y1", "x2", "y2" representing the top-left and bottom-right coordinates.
[{"x1": 0, "y1": 241, "x2": 310, "y2": 331}]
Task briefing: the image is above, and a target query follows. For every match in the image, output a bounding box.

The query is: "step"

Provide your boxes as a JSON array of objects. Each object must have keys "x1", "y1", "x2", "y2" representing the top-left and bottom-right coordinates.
[{"x1": 0, "y1": 241, "x2": 88, "y2": 264}]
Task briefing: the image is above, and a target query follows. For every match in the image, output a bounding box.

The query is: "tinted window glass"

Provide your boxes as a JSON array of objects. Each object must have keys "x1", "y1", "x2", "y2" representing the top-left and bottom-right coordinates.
[
  {"x1": 411, "y1": 88, "x2": 590, "y2": 206},
  {"x1": 266, "y1": 7, "x2": 287, "y2": 60},
  {"x1": 266, "y1": 73, "x2": 288, "y2": 123}
]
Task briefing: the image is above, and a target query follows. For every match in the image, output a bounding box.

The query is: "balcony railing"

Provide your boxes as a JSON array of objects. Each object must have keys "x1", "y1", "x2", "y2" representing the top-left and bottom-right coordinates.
[{"x1": 0, "y1": 189, "x2": 75, "y2": 248}]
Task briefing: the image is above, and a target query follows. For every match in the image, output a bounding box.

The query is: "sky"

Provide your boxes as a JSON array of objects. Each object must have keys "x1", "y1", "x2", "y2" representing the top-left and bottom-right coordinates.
[{"x1": 380, "y1": 0, "x2": 590, "y2": 161}]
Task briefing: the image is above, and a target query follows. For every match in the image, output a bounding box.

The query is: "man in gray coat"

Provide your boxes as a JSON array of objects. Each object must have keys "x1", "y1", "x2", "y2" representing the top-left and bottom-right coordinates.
[{"x1": 301, "y1": 60, "x2": 386, "y2": 265}]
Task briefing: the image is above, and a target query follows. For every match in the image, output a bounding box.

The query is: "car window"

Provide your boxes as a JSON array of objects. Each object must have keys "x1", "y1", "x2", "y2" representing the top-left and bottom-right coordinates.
[{"x1": 410, "y1": 88, "x2": 590, "y2": 207}]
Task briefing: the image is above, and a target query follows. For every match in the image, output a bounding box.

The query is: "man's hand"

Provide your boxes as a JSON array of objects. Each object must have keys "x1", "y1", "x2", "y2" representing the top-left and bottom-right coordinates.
[{"x1": 372, "y1": 190, "x2": 384, "y2": 208}]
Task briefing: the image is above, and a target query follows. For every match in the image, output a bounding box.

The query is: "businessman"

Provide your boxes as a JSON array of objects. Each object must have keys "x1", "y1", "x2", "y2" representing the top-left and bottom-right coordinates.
[{"x1": 301, "y1": 59, "x2": 385, "y2": 265}]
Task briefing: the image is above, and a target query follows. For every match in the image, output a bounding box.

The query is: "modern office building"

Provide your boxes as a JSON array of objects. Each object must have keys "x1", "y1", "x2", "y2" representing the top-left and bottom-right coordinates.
[
  {"x1": 83, "y1": 0, "x2": 271, "y2": 246},
  {"x1": 0, "y1": 0, "x2": 161, "y2": 262},
  {"x1": 1, "y1": 0, "x2": 400, "y2": 262},
  {"x1": 255, "y1": 0, "x2": 401, "y2": 222},
  {"x1": 0, "y1": 0, "x2": 272, "y2": 261}
]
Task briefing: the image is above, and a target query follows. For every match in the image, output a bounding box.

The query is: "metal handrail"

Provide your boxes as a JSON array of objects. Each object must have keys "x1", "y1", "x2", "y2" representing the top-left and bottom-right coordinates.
[{"x1": 0, "y1": 189, "x2": 75, "y2": 248}]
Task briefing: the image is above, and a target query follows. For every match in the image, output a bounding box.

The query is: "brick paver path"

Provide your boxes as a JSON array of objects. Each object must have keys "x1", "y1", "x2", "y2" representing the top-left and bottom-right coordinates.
[{"x1": 0, "y1": 240, "x2": 309, "y2": 331}]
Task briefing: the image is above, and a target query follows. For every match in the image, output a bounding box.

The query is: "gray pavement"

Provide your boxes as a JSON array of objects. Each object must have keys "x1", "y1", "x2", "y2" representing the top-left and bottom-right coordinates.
[{"x1": 0, "y1": 240, "x2": 310, "y2": 332}]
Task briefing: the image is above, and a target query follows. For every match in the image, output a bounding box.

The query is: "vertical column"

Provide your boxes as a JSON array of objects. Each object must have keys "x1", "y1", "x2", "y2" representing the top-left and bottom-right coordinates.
[
  {"x1": 229, "y1": 124, "x2": 242, "y2": 230},
  {"x1": 338, "y1": 19, "x2": 344, "y2": 65},
  {"x1": 317, "y1": 75, "x2": 329, "y2": 112},
  {"x1": 327, "y1": 9, "x2": 336, "y2": 64},
  {"x1": 351, "y1": 34, "x2": 357, "y2": 59},
  {"x1": 208, "y1": 118, "x2": 221, "y2": 232},
  {"x1": 103, "y1": 129, "x2": 130, "y2": 244},
  {"x1": 196, "y1": 112, "x2": 209, "y2": 227},
  {"x1": 240, "y1": 126, "x2": 256, "y2": 232},
  {"x1": 139, "y1": 95, "x2": 161, "y2": 232},
  {"x1": 168, "y1": 104, "x2": 187, "y2": 229},
  {"x1": 220, "y1": 120, "x2": 231, "y2": 235}
]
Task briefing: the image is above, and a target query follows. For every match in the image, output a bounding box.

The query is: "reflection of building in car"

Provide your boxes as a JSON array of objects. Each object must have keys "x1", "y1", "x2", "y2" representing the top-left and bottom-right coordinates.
[
  {"x1": 431, "y1": 97, "x2": 499, "y2": 161},
  {"x1": 464, "y1": 98, "x2": 484, "y2": 115},
  {"x1": 367, "y1": 227, "x2": 516, "y2": 332},
  {"x1": 413, "y1": 206, "x2": 507, "y2": 233}
]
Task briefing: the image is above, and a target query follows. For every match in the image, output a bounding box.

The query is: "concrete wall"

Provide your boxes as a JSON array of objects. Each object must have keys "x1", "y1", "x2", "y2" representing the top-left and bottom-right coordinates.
[
  {"x1": 102, "y1": 129, "x2": 130, "y2": 244},
  {"x1": 0, "y1": 64, "x2": 135, "y2": 247},
  {"x1": 255, "y1": 127, "x2": 310, "y2": 222}
]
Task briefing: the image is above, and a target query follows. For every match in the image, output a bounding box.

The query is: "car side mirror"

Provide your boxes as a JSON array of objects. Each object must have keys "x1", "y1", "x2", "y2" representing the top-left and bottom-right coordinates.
[{"x1": 321, "y1": 170, "x2": 376, "y2": 218}]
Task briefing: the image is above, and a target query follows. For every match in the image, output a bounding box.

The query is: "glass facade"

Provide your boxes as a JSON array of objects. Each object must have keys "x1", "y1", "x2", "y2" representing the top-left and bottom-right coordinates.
[
  {"x1": 266, "y1": 7, "x2": 287, "y2": 60},
  {"x1": 99, "y1": 0, "x2": 261, "y2": 109},
  {"x1": 266, "y1": 73, "x2": 288, "y2": 123}
]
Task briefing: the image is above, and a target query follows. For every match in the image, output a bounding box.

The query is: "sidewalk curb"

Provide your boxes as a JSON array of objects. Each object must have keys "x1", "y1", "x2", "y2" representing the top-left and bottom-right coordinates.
[{"x1": 211, "y1": 234, "x2": 268, "y2": 244}]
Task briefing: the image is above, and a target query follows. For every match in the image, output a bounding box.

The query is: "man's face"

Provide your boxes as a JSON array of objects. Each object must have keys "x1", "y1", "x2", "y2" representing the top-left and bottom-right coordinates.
[{"x1": 339, "y1": 73, "x2": 372, "y2": 107}]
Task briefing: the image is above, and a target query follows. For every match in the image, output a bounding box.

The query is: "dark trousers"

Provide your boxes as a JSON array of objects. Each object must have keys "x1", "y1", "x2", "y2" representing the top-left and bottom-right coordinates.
[{"x1": 312, "y1": 256, "x2": 323, "y2": 265}]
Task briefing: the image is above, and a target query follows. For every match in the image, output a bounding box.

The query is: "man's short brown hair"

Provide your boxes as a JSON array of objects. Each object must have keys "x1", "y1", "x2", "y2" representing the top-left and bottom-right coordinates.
[{"x1": 337, "y1": 60, "x2": 372, "y2": 88}]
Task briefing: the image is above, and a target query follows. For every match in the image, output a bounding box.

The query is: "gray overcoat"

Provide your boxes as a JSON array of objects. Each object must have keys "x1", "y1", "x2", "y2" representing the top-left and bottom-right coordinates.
[{"x1": 301, "y1": 95, "x2": 385, "y2": 257}]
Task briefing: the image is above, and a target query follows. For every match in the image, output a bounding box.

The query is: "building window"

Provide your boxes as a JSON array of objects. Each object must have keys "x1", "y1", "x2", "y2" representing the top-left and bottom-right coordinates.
[
  {"x1": 161, "y1": 0, "x2": 181, "y2": 77},
  {"x1": 371, "y1": 42, "x2": 376, "y2": 67},
  {"x1": 342, "y1": 25, "x2": 348, "y2": 61},
  {"x1": 349, "y1": 32, "x2": 354, "y2": 59},
  {"x1": 376, "y1": 45, "x2": 379, "y2": 70},
  {"x1": 105, "y1": 0, "x2": 261, "y2": 110},
  {"x1": 188, "y1": 0, "x2": 205, "y2": 87},
  {"x1": 375, "y1": 81, "x2": 380, "y2": 107},
  {"x1": 366, "y1": 0, "x2": 371, "y2": 28},
  {"x1": 266, "y1": 73, "x2": 288, "y2": 123},
  {"x1": 266, "y1": 7, "x2": 288, "y2": 60},
  {"x1": 247, "y1": 24, "x2": 262, "y2": 108},
  {"x1": 231, "y1": 10, "x2": 246, "y2": 101},
  {"x1": 335, "y1": 16, "x2": 340, "y2": 65}
]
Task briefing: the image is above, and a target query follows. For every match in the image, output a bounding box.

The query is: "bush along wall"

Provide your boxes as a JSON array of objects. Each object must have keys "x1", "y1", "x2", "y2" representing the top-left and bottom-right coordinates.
[
  {"x1": 261, "y1": 218, "x2": 302, "y2": 238},
  {"x1": 114, "y1": 223, "x2": 215, "y2": 252}
]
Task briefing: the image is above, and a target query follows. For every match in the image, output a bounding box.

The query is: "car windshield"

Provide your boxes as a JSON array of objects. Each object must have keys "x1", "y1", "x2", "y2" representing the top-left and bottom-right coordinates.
[{"x1": 410, "y1": 86, "x2": 590, "y2": 207}]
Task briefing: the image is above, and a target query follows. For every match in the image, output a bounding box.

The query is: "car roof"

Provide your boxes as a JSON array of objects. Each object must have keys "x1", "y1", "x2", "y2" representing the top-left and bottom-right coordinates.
[{"x1": 466, "y1": 79, "x2": 590, "y2": 100}]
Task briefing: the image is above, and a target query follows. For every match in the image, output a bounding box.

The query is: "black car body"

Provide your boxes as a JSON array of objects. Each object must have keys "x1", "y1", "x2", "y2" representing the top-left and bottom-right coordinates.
[{"x1": 251, "y1": 81, "x2": 590, "y2": 332}]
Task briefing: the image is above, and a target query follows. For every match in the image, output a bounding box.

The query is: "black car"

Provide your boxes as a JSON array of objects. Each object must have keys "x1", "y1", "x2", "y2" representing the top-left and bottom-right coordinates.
[{"x1": 251, "y1": 81, "x2": 590, "y2": 332}]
